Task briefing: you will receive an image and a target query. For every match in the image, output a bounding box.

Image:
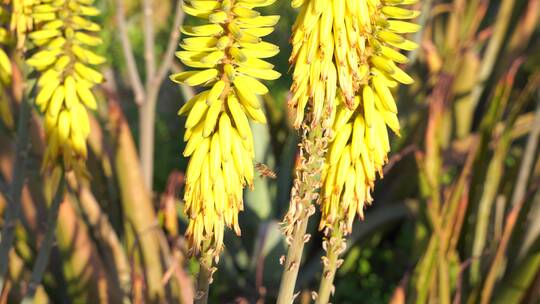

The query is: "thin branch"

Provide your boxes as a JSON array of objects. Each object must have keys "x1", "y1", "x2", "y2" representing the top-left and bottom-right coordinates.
[
  {"x1": 155, "y1": 0, "x2": 184, "y2": 88},
  {"x1": 510, "y1": 90, "x2": 540, "y2": 207},
  {"x1": 22, "y1": 173, "x2": 65, "y2": 303},
  {"x1": 480, "y1": 181, "x2": 540, "y2": 304},
  {"x1": 469, "y1": 0, "x2": 516, "y2": 110},
  {"x1": 0, "y1": 84, "x2": 33, "y2": 284},
  {"x1": 143, "y1": 0, "x2": 156, "y2": 84},
  {"x1": 115, "y1": 0, "x2": 145, "y2": 105}
]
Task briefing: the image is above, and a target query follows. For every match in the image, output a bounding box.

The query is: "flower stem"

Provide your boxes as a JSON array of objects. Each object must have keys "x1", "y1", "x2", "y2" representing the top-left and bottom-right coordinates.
[
  {"x1": 195, "y1": 250, "x2": 214, "y2": 304},
  {"x1": 0, "y1": 83, "x2": 34, "y2": 282},
  {"x1": 316, "y1": 227, "x2": 345, "y2": 304},
  {"x1": 23, "y1": 170, "x2": 65, "y2": 303},
  {"x1": 276, "y1": 209, "x2": 310, "y2": 304},
  {"x1": 277, "y1": 122, "x2": 328, "y2": 304}
]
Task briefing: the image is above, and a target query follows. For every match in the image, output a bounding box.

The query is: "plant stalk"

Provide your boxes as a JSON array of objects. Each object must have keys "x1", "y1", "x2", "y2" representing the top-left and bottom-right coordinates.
[
  {"x1": 469, "y1": 0, "x2": 516, "y2": 110},
  {"x1": 195, "y1": 251, "x2": 214, "y2": 304},
  {"x1": 0, "y1": 83, "x2": 33, "y2": 283},
  {"x1": 139, "y1": 91, "x2": 158, "y2": 190},
  {"x1": 277, "y1": 122, "x2": 328, "y2": 304},
  {"x1": 277, "y1": 209, "x2": 310, "y2": 304},
  {"x1": 109, "y1": 101, "x2": 166, "y2": 301},
  {"x1": 22, "y1": 171, "x2": 65, "y2": 303},
  {"x1": 316, "y1": 227, "x2": 345, "y2": 304}
]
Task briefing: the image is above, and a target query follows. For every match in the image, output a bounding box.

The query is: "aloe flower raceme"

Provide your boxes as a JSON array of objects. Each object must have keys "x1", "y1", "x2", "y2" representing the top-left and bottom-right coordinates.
[
  {"x1": 310, "y1": 1, "x2": 420, "y2": 301},
  {"x1": 289, "y1": 0, "x2": 419, "y2": 130},
  {"x1": 171, "y1": 0, "x2": 280, "y2": 261},
  {"x1": 319, "y1": 0, "x2": 420, "y2": 234},
  {"x1": 26, "y1": 0, "x2": 104, "y2": 175}
]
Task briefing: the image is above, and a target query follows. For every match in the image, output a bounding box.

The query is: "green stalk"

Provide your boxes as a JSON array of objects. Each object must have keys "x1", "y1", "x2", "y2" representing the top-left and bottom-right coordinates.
[
  {"x1": 195, "y1": 250, "x2": 214, "y2": 304},
  {"x1": 277, "y1": 208, "x2": 311, "y2": 304},
  {"x1": 493, "y1": 237, "x2": 540, "y2": 303},
  {"x1": 316, "y1": 227, "x2": 344, "y2": 304},
  {"x1": 109, "y1": 101, "x2": 166, "y2": 301},
  {"x1": 22, "y1": 172, "x2": 65, "y2": 303},
  {"x1": 470, "y1": 134, "x2": 510, "y2": 284},
  {"x1": 469, "y1": 0, "x2": 516, "y2": 111},
  {"x1": 486, "y1": 91, "x2": 540, "y2": 303},
  {"x1": 277, "y1": 122, "x2": 328, "y2": 304},
  {"x1": 470, "y1": 73, "x2": 540, "y2": 285},
  {"x1": 0, "y1": 83, "x2": 34, "y2": 282}
]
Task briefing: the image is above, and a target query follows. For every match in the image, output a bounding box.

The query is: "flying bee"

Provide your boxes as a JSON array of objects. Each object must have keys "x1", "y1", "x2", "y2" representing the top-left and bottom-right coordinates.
[{"x1": 255, "y1": 163, "x2": 277, "y2": 179}]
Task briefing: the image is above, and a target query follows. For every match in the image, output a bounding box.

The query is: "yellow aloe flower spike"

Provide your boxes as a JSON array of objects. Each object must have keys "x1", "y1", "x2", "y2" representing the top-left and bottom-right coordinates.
[
  {"x1": 319, "y1": 0, "x2": 420, "y2": 234},
  {"x1": 172, "y1": 0, "x2": 280, "y2": 260},
  {"x1": 27, "y1": 0, "x2": 105, "y2": 176}
]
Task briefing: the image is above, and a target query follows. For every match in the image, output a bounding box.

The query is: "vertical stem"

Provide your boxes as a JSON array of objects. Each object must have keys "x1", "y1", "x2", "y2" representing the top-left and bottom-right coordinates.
[
  {"x1": 509, "y1": 90, "x2": 540, "y2": 207},
  {"x1": 22, "y1": 172, "x2": 65, "y2": 303},
  {"x1": 277, "y1": 210, "x2": 310, "y2": 304},
  {"x1": 0, "y1": 84, "x2": 33, "y2": 282},
  {"x1": 277, "y1": 123, "x2": 328, "y2": 304},
  {"x1": 195, "y1": 252, "x2": 213, "y2": 304},
  {"x1": 110, "y1": 101, "x2": 166, "y2": 301},
  {"x1": 142, "y1": 0, "x2": 156, "y2": 81},
  {"x1": 469, "y1": 0, "x2": 516, "y2": 110},
  {"x1": 139, "y1": 0, "x2": 157, "y2": 190},
  {"x1": 139, "y1": 91, "x2": 158, "y2": 190},
  {"x1": 316, "y1": 228, "x2": 344, "y2": 304}
]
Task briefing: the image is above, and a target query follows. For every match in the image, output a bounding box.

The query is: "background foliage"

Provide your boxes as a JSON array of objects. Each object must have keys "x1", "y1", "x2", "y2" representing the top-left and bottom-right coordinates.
[{"x1": 1, "y1": 0, "x2": 540, "y2": 303}]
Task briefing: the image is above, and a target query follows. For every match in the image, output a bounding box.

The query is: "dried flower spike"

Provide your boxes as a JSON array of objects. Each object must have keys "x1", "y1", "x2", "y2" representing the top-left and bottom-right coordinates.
[
  {"x1": 172, "y1": 0, "x2": 280, "y2": 259},
  {"x1": 319, "y1": 0, "x2": 420, "y2": 233},
  {"x1": 27, "y1": 0, "x2": 105, "y2": 175}
]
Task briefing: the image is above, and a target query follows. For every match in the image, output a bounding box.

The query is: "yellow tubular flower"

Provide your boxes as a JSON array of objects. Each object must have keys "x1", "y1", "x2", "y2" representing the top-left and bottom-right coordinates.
[
  {"x1": 1, "y1": 5, "x2": 14, "y2": 128},
  {"x1": 27, "y1": 0, "x2": 104, "y2": 174},
  {"x1": 172, "y1": 0, "x2": 280, "y2": 258},
  {"x1": 10, "y1": 0, "x2": 40, "y2": 49},
  {"x1": 318, "y1": 0, "x2": 420, "y2": 233}
]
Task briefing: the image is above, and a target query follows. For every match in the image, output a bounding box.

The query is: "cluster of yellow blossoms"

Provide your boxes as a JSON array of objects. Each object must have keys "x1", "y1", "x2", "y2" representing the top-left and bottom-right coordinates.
[
  {"x1": 289, "y1": 0, "x2": 420, "y2": 233},
  {"x1": 26, "y1": 0, "x2": 104, "y2": 174},
  {"x1": 172, "y1": 0, "x2": 280, "y2": 257},
  {"x1": 10, "y1": 0, "x2": 38, "y2": 49}
]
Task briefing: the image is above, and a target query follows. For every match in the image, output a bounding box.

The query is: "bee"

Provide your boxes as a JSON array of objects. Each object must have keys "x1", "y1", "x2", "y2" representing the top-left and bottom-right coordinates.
[{"x1": 255, "y1": 163, "x2": 277, "y2": 179}]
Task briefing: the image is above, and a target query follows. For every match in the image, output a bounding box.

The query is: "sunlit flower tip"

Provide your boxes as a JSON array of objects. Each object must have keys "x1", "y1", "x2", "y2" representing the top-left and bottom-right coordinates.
[
  {"x1": 318, "y1": 0, "x2": 420, "y2": 233},
  {"x1": 288, "y1": 0, "x2": 420, "y2": 130},
  {"x1": 9, "y1": 0, "x2": 40, "y2": 49},
  {"x1": 173, "y1": 0, "x2": 280, "y2": 258},
  {"x1": 27, "y1": 0, "x2": 104, "y2": 174}
]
